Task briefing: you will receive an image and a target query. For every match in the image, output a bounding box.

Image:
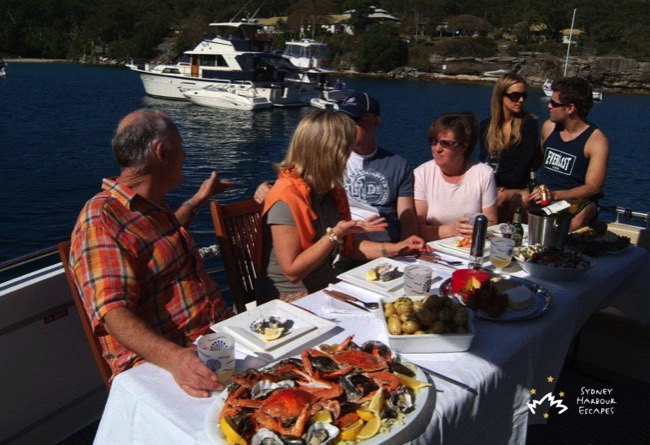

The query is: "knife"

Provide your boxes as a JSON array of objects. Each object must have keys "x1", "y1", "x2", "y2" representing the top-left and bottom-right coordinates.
[
  {"x1": 323, "y1": 289, "x2": 370, "y2": 312},
  {"x1": 415, "y1": 363, "x2": 478, "y2": 395}
]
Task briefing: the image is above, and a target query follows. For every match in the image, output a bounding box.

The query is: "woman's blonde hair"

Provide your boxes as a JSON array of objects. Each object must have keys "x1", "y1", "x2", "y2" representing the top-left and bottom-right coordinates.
[
  {"x1": 485, "y1": 72, "x2": 534, "y2": 158},
  {"x1": 276, "y1": 110, "x2": 356, "y2": 196}
]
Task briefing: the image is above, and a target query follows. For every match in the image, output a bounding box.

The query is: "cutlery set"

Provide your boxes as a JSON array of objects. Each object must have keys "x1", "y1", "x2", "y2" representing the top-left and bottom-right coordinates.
[{"x1": 323, "y1": 289, "x2": 379, "y2": 311}]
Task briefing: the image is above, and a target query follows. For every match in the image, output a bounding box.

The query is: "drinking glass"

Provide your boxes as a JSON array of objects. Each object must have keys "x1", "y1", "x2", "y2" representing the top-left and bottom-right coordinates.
[
  {"x1": 197, "y1": 332, "x2": 235, "y2": 384},
  {"x1": 489, "y1": 238, "x2": 515, "y2": 273}
]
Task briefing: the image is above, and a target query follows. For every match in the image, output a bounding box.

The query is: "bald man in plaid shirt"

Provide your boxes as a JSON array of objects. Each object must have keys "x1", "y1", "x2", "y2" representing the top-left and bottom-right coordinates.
[{"x1": 70, "y1": 109, "x2": 233, "y2": 397}]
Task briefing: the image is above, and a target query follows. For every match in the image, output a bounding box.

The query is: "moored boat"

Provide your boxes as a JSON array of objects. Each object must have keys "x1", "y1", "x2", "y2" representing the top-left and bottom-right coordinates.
[
  {"x1": 308, "y1": 88, "x2": 354, "y2": 110},
  {"x1": 127, "y1": 20, "x2": 306, "y2": 107},
  {"x1": 180, "y1": 80, "x2": 273, "y2": 111},
  {"x1": 0, "y1": 58, "x2": 7, "y2": 77}
]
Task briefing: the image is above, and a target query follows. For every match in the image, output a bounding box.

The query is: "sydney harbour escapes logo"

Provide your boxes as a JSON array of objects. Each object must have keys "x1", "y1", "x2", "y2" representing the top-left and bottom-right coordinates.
[{"x1": 527, "y1": 376, "x2": 616, "y2": 418}]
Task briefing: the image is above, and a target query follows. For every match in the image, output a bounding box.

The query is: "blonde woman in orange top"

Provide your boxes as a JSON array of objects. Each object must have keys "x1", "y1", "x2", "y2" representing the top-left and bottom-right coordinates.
[{"x1": 255, "y1": 110, "x2": 429, "y2": 302}]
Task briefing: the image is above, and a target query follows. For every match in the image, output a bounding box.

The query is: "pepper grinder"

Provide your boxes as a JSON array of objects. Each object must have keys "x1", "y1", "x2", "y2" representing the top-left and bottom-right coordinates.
[{"x1": 469, "y1": 214, "x2": 488, "y2": 269}]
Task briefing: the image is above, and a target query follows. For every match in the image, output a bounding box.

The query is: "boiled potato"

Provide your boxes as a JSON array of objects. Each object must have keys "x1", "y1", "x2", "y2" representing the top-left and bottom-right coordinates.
[
  {"x1": 383, "y1": 303, "x2": 396, "y2": 317},
  {"x1": 402, "y1": 319, "x2": 421, "y2": 334},
  {"x1": 387, "y1": 317, "x2": 403, "y2": 335}
]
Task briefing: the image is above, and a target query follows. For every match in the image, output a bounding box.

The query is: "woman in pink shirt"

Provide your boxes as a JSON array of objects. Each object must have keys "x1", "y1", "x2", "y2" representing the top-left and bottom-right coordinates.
[{"x1": 414, "y1": 112, "x2": 498, "y2": 241}]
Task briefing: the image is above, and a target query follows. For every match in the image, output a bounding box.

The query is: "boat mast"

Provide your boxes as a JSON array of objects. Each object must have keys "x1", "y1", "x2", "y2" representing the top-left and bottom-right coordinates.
[{"x1": 563, "y1": 8, "x2": 577, "y2": 77}]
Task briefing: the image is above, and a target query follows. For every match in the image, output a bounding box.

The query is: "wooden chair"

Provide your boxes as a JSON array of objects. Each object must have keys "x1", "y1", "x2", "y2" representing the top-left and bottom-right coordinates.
[
  {"x1": 57, "y1": 242, "x2": 112, "y2": 390},
  {"x1": 210, "y1": 199, "x2": 263, "y2": 313}
]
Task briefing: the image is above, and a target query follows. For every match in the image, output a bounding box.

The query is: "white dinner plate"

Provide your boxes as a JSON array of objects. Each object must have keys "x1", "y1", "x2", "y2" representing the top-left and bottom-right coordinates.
[
  {"x1": 336, "y1": 257, "x2": 405, "y2": 296},
  {"x1": 428, "y1": 237, "x2": 491, "y2": 260},
  {"x1": 205, "y1": 359, "x2": 435, "y2": 445},
  {"x1": 227, "y1": 324, "x2": 315, "y2": 351},
  {"x1": 210, "y1": 300, "x2": 336, "y2": 358}
]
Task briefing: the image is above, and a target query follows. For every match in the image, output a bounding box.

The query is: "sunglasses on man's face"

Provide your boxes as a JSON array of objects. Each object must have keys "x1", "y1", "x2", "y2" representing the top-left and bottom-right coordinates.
[
  {"x1": 503, "y1": 91, "x2": 528, "y2": 102},
  {"x1": 429, "y1": 138, "x2": 459, "y2": 149},
  {"x1": 549, "y1": 99, "x2": 569, "y2": 108}
]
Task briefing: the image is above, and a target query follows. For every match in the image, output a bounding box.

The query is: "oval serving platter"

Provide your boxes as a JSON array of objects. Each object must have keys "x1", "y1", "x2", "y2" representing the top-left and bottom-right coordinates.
[{"x1": 439, "y1": 274, "x2": 552, "y2": 322}]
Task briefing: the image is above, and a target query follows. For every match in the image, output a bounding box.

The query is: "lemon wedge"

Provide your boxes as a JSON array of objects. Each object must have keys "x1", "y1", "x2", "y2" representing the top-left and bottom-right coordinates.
[
  {"x1": 310, "y1": 409, "x2": 333, "y2": 423},
  {"x1": 339, "y1": 419, "x2": 364, "y2": 441},
  {"x1": 219, "y1": 416, "x2": 246, "y2": 445},
  {"x1": 356, "y1": 403, "x2": 375, "y2": 421},
  {"x1": 366, "y1": 267, "x2": 378, "y2": 281},
  {"x1": 367, "y1": 387, "x2": 385, "y2": 414},
  {"x1": 396, "y1": 372, "x2": 432, "y2": 390},
  {"x1": 356, "y1": 413, "x2": 381, "y2": 441},
  {"x1": 264, "y1": 327, "x2": 284, "y2": 341}
]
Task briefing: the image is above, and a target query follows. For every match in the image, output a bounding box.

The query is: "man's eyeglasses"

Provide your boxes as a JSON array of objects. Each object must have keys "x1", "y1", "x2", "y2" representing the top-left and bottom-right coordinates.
[
  {"x1": 549, "y1": 99, "x2": 569, "y2": 108},
  {"x1": 503, "y1": 91, "x2": 528, "y2": 102},
  {"x1": 429, "y1": 138, "x2": 459, "y2": 149}
]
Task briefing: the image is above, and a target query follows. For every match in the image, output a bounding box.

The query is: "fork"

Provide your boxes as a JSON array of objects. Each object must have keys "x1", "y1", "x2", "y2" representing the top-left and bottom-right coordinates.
[
  {"x1": 417, "y1": 253, "x2": 463, "y2": 268},
  {"x1": 323, "y1": 289, "x2": 380, "y2": 310}
]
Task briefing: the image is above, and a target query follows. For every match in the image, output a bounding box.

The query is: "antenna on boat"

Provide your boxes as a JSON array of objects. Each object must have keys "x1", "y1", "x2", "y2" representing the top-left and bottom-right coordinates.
[
  {"x1": 230, "y1": 0, "x2": 252, "y2": 22},
  {"x1": 563, "y1": 8, "x2": 577, "y2": 77},
  {"x1": 250, "y1": 0, "x2": 267, "y2": 20}
]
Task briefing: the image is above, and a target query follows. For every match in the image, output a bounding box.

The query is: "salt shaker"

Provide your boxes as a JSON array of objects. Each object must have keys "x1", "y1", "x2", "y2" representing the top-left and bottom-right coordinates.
[{"x1": 469, "y1": 214, "x2": 488, "y2": 269}]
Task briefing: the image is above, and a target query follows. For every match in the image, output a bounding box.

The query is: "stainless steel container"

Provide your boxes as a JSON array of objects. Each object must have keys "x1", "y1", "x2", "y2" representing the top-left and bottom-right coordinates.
[{"x1": 527, "y1": 210, "x2": 571, "y2": 247}]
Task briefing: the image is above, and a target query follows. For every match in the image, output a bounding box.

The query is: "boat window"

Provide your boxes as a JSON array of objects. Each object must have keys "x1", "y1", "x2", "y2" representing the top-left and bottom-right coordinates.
[
  {"x1": 201, "y1": 55, "x2": 216, "y2": 67},
  {"x1": 162, "y1": 68, "x2": 181, "y2": 74}
]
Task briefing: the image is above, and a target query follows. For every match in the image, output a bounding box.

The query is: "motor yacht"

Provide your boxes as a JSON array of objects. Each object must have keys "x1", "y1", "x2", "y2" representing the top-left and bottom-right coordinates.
[
  {"x1": 127, "y1": 21, "x2": 306, "y2": 107},
  {"x1": 181, "y1": 81, "x2": 273, "y2": 111}
]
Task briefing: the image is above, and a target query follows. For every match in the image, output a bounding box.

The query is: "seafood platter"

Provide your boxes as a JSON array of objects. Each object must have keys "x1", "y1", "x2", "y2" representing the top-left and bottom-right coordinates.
[
  {"x1": 427, "y1": 236, "x2": 491, "y2": 260},
  {"x1": 567, "y1": 227, "x2": 631, "y2": 256},
  {"x1": 439, "y1": 269, "x2": 552, "y2": 321},
  {"x1": 210, "y1": 300, "x2": 337, "y2": 357},
  {"x1": 514, "y1": 244, "x2": 593, "y2": 282},
  {"x1": 379, "y1": 295, "x2": 475, "y2": 353},
  {"x1": 336, "y1": 258, "x2": 405, "y2": 296},
  {"x1": 205, "y1": 336, "x2": 435, "y2": 445}
]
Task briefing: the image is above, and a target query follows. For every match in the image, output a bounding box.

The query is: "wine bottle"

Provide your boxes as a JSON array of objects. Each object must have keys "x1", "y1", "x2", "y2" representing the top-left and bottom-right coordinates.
[
  {"x1": 527, "y1": 169, "x2": 539, "y2": 194},
  {"x1": 511, "y1": 208, "x2": 524, "y2": 247}
]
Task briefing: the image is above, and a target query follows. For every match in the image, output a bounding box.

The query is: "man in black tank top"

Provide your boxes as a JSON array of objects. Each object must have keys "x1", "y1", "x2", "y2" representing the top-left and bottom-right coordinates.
[{"x1": 531, "y1": 77, "x2": 609, "y2": 231}]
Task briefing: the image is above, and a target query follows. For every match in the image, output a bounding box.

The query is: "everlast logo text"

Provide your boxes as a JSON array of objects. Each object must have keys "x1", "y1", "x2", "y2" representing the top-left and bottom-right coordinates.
[{"x1": 543, "y1": 148, "x2": 575, "y2": 176}]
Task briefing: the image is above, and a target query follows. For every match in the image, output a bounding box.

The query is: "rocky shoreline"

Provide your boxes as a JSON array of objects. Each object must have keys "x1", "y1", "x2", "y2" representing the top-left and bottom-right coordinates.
[
  {"x1": 343, "y1": 54, "x2": 650, "y2": 95},
  {"x1": 7, "y1": 55, "x2": 650, "y2": 95}
]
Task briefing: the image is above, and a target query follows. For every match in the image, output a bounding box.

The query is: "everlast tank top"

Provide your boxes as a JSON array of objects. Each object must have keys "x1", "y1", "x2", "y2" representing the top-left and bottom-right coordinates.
[{"x1": 537, "y1": 124, "x2": 597, "y2": 190}]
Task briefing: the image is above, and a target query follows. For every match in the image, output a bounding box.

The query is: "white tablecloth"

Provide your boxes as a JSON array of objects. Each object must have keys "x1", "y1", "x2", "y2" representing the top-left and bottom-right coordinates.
[{"x1": 94, "y1": 246, "x2": 649, "y2": 445}]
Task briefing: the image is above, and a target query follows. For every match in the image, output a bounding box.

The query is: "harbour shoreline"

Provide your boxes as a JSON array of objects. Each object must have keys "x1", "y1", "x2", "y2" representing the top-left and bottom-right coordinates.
[{"x1": 4, "y1": 58, "x2": 649, "y2": 95}]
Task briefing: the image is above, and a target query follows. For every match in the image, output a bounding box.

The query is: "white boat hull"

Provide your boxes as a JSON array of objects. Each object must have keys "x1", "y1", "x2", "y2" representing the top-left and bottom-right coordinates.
[
  {"x1": 135, "y1": 69, "x2": 304, "y2": 107},
  {"x1": 181, "y1": 83, "x2": 273, "y2": 111},
  {"x1": 0, "y1": 264, "x2": 107, "y2": 444}
]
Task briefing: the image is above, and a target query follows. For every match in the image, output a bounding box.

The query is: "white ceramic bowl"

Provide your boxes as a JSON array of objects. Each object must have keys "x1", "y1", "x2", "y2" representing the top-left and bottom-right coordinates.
[
  {"x1": 515, "y1": 257, "x2": 593, "y2": 282},
  {"x1": 380, "y1": 295, "x2": 475, "y2": 353}
]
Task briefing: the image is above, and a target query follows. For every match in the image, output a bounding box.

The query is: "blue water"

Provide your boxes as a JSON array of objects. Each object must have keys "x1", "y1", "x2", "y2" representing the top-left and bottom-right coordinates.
[{"x1": 1, "y1": 63, "x2": 649, "y2": 272}]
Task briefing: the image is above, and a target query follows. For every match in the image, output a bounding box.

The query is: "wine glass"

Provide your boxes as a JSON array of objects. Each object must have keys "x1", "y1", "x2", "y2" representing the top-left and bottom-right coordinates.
[{"x1": 489, "y1": 238, "x2": 515, "y2": 273}]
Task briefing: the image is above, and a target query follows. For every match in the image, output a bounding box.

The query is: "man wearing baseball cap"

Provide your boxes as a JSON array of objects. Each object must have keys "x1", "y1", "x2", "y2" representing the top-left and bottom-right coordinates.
[{"x1": 336, "y1": 93, "x2": 417, "y2": 245}]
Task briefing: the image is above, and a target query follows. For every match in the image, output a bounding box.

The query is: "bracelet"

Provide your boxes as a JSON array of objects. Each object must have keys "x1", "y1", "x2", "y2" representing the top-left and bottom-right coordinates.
[
  {"x1": 381, "y1": 243, "x2": 390, "y2": 258},
  {"x1": 326, "y1": 227, "x2": 344, "y2": 245},
  {"x1": 181, "y1": 200, "x2": 199, "y2": 214}
]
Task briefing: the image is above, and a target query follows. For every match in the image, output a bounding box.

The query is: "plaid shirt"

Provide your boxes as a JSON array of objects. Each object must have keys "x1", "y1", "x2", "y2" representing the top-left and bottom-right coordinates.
[{"x1": 70, "y1": 178, "x2": 230, "y2": 378}]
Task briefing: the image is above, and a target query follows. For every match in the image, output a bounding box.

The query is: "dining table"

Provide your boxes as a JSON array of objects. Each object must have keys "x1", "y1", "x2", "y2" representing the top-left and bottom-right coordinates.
[{"x1": 93, "y1": 244, "x2": 649, "y2": 445}]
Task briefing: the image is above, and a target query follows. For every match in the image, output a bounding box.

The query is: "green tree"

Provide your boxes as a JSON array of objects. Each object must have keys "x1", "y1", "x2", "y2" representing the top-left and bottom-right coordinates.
[{"x1": 355, "y1": 23, "x2": 407, "y2": 72}]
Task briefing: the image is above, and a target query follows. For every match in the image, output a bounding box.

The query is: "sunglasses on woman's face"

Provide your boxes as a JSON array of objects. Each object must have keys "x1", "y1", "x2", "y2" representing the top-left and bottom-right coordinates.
[
  {"x1": 429, "y1": 138, "x2": 459, "y2": 149},
  {"x1": 503, "y1": 91, "x2": 528, "y2": 102}
]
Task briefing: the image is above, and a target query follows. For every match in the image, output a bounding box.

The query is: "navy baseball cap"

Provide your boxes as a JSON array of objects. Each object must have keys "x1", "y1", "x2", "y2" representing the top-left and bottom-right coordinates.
[{"x1": 338, "y1": 93, "x2": 381, "y2": 118}]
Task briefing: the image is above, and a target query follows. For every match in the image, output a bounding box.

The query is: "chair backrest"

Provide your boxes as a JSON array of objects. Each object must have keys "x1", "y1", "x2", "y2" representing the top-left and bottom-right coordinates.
[
  {"x1": 210, "y1": 199, "x2": 263, "y2": 313},
  {"x1": 57, "y1": 242, "x2": 112, "y2": 390}
]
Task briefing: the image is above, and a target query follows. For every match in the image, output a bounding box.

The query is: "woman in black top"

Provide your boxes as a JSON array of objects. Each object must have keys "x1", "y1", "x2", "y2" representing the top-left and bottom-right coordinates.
[{"x1": 480, "y1": 72, "x2": 540, "y2": 222}]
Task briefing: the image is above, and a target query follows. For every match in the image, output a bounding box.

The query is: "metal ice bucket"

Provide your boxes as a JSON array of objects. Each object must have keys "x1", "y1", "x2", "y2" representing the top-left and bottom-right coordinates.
[{"x1": 527, "y1": 210, "x2": 572, "y2": 247}]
